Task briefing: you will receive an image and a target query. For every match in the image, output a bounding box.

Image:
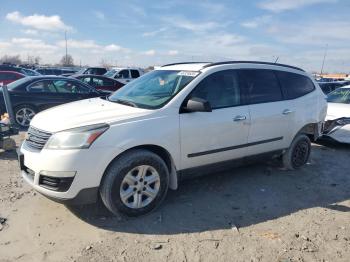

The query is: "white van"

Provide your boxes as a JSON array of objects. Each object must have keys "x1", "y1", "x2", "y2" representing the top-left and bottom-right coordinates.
[{"x1": 19, "y1": 61, "x2": 327, "y2": 216}]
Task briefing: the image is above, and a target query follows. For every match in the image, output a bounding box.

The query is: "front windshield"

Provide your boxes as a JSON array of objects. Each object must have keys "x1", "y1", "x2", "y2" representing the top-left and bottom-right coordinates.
[
  {"x1": 104, "y1": 69, "x2": 117, "y2": 77},
  {"x1": 6, "y1": 77, "x2": 30, "y2": 90},
  {"x1": 327, "y1": 87, "x2": 350, "y2": 104},
  {"x1": 76, "y1": 68, "x2": 86, "y2": 75},
  {"x1": 108, "y1": 70, "x2": 199, "y2": 109}
]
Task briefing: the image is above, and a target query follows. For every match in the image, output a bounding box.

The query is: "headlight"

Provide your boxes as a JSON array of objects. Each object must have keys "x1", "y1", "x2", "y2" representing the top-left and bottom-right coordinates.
[{"x1": 45, "y1": 123, "x2": 109, "y2": 150}]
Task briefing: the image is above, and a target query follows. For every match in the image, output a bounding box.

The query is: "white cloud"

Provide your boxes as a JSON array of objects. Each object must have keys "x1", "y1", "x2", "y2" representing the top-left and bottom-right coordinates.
[
  {"x1": 6, "y1": 11, "x2": 72, "y2": 31},
  {"x1": 142, "y1": 27, "x2": 167, "y2": 37},
  {"x1": 259, "y1": 0, "x2": 337, "y2": 12},
  {"x1": 168, "y1": 50, "x2": 179, "y2": 56},
  {"x1": 142, "y1": 50, "x2": 156, "y2": 56},
  {"x1": 93, "y1": 11, "x2": 105, "y2": 20},
  {"x1": 163, "y1": 16, "x2": 221, "y2": 32},
  {"x1": 267, "y1": 20, "x2": 350, "y2": 45},
  {"x1": 22, "y1": 29, "x2": 39, "y2": 35},
  {"x1": 241, "y1": 16, "x2": 272, "y2": 29},
  {"x1": 11, "y1": 38, "x2": 57, "y2": 51},
  {"x1": 57, "y1": 39, "x2": 99, "y2": 49}
]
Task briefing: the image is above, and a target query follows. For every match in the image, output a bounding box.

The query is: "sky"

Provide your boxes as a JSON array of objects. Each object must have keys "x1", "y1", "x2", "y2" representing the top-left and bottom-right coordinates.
[{"x1": 0, "y1": 0, "x2": 349, "y2": 72}]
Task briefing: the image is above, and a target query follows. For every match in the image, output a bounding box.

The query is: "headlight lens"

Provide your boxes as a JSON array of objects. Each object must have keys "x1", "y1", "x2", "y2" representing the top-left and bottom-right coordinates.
[{"x1": 45, "y1": 123, "x2": 109, "y2": 150}]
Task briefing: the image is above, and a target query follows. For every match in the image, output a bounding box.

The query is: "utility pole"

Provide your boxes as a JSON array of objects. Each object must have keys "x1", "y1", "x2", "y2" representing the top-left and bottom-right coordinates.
[
  {"x1": 65, "y1": 30, "x2": 68, "y2": 65},
  {"x1": 320, "y1": 44, "x2": 328, "y2": 75}
]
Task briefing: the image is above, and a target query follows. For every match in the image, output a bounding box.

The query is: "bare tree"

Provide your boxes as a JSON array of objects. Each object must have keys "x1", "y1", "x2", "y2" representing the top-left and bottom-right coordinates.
[
  {"x1": 60, "y1": 54, "x2": 74, "y2": 67},
  {"x1": 0, "y1": 55, "x2": 22, "y2": 65}
]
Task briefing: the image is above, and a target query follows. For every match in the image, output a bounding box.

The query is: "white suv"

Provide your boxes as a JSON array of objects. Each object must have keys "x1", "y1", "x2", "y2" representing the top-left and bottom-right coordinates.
[{"x1": 19, "y1": 61, "x2": 327, "y2": 216}]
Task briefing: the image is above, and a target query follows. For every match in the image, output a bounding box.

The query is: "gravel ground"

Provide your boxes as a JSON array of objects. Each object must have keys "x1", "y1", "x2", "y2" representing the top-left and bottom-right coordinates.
[{"x1": 0, "y1": 134, "x2": 349, "y2": 262}]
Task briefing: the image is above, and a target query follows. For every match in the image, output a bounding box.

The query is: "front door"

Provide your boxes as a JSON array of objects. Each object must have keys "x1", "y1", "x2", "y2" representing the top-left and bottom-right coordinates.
[{"x1": 180, "y1": 70, "x2": 251, "y2": 170}]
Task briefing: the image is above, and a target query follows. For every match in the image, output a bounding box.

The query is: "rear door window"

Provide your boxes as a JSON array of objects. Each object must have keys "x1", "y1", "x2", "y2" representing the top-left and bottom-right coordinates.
[
  {"x1": 28, "y1": 80, "x2": 57, "y2": 93},
  {"x1": 239, "y1": 69, "x2": 283, "y2": 104},
  {"x1": 190, "y1": 70, "x2": 242, "y2": 109},
  {"x1": 53, "y1": 80, "x2": 90, "y2": 94},
  {"x1": 131, "y1": 70, "x2": 140, "y2": 78},
  {"x1": 276, "y1": 71, "x2": 315, "y2": 99}
]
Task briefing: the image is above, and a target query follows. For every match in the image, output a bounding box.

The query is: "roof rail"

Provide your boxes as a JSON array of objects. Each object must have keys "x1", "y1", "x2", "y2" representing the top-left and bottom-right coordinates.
[
  {"x1": 161, "y1": 62, "x2": 210, "y2": 67},
  {"x1": 202, "y1": 61, "x2": 305, "y2": 72}
]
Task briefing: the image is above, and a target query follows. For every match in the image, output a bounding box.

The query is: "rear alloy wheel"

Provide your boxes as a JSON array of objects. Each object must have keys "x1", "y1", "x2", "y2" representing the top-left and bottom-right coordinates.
[
  {"x1": 15, "y1": 105, "x2": 36, "y2": 128},
  {"x1": 100, "y1": 149, "x2": 169, "y2": 217},
  {"x1": 283, "y1": 134, "x2": 311, "y2": 170}
]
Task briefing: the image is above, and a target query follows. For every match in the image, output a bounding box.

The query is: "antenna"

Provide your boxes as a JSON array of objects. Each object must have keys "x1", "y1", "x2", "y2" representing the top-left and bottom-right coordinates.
[
  {"x1": 274, "y1": 56, "x2": 279, "y2": 63},
  {"x1": 320, "y1": 44, "x2": 328, "y2": 75}
]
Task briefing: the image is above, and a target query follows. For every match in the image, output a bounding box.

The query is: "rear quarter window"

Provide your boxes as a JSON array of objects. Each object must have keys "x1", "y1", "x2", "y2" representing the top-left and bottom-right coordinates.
[{"x1": 276, "y1": 71, "x2": 315, "y2": 99}]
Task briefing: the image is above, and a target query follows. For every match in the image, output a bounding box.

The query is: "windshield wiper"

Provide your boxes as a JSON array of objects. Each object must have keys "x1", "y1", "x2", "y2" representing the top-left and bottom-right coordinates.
[{"x1": 113, "y1": 99, "x2": 138, "y2": 108}]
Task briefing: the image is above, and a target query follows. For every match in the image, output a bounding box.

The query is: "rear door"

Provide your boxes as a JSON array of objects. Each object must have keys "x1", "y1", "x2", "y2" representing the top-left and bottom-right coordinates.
[
  {"x1": 180, "y1": 70, "x2": 250, "y2": 169},
  {"x1": 240, "y1": 69, "x2": 294, "y2": 156},
  {"x1": 25, "y1": 80, "x2": 63, "y2": 110},
  {"x1": 52, "y1": 79, "x2": 95, "y2": 102},
  {"x1": 115, "y1": 69, "x2": 131, "y2": 84}
]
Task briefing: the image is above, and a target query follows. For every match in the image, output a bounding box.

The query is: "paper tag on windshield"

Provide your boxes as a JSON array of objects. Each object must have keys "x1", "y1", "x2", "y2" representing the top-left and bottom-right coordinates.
[{"x1": 178, "y1": 71, "x2": 199, "y2": 77}]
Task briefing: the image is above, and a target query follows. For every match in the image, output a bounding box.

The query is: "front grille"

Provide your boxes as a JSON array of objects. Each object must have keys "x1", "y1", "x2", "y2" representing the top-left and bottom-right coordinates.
[
  {"x1": 25, "y1": 126, "x2": 52, "y2": 151},
  {"x1": 39, "y1": 175, "x2": 74, "y2": 192}
]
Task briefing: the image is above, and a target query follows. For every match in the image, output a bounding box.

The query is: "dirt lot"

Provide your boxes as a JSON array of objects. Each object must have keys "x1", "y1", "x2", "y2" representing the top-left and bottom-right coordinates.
[{"x1": 0, "y1": 134, "x2": 349, "y2": 262}]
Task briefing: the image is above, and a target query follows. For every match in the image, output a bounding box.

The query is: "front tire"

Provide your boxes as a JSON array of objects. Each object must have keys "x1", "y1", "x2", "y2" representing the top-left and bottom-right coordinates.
[
  {"x1": 283, "y1": 134, "x2": 311, "y2": 170},
  {"x1": 14, "y1": 104, "x2": 36, "y2": 128},
  {"x1": 100, "y1": 149, "x2": 169, "y2": 217}
]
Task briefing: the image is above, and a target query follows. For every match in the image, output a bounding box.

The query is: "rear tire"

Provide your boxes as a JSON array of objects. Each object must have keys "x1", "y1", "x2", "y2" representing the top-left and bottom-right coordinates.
[
  {"x1": 100, "y1": 149, "x2": 169, "y2": 217},
  {"x1": 283, "y1": 134, "x2": 311, "y2": 170}
]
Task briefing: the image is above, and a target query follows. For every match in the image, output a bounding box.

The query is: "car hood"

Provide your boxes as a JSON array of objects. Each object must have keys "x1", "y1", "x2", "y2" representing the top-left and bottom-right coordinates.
[
  {"x1": 30, "y1": 97, "x2": 154, "y2": 133},
  {"x1": 326, "y1": 102, "x2": 350, "y2": 120}
]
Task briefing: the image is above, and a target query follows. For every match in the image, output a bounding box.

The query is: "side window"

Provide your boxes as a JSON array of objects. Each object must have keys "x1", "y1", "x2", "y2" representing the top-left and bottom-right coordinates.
[
  {"x1": 28, "y1": 80, "x2": 57, "y2": 93},
  {"x1": 130, "y1": 70, "x2": 140, "y2": 78},
  {"x1": 276, "y1": 71, "x2": 315, "y2": 99},
  {"x1": 81, "y1": 77, "x2": 91, "y2": 85},
  {"x1": 53, "y1": 80, "x2": 90, "y2": 94},
  {"x1": 190, "y1": 70, "x2": 241, "y2": 109},
  {"x1": 117, "y1": 70, "x2": 130, "y2": 79},
  {"x1": 240, "y1": 69, "x2": 282, "y2": 104},
  {"x1": 92, "y1": 78, "x2": 104, "y2": 87}
]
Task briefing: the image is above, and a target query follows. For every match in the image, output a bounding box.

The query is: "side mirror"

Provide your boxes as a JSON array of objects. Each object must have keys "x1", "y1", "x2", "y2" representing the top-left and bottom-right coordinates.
[{"x1": 184, "y1": 97, "x2": 212, "y2": 113}]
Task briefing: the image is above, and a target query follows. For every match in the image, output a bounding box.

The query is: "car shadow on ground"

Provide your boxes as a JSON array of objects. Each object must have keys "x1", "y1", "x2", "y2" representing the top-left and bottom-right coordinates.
[
  {"x1": 67, "y1": 143, "x2": 350, "y2": 235},
  {"x1": 0, "y1": 148, "x2": 18, "y2": 160}
]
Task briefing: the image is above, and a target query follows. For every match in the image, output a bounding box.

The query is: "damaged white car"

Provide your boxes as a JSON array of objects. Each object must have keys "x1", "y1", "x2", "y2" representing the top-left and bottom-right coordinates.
[{"x1": 324, "y1": 86, "x2": 350, "y2": 143}]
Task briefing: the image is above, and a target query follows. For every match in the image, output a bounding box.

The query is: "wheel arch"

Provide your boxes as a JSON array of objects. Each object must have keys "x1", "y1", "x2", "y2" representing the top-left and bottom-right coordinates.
[
  {"x1": 102, "y1": 144, "x2": 179, "y2": 190},
  {"x1": 294, "y1": 122, "x2": 321, "y2": 141}
]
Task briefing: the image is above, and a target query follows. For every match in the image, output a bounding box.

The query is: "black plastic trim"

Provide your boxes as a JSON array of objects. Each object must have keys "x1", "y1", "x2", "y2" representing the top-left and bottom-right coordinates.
[
  {"x1": 39, "y1": 187, "x2": 99, "y2": 205},
  {"x1": 188, "y1": 137, "x2": 283, "y2": 158}
]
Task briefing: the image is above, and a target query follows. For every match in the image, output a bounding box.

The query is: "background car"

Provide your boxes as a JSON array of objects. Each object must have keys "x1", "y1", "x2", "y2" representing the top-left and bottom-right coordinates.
[
  {"x1": 318, "y1": 81, "x2": 350, "y2": 94},
  {"x1": 73, "y1": 67, "x2": 107, "y2": 76},
  {"x1": 73, "y1": 74, "x2": 125, "y2": 91},
  {"x1": 323, "y1": 86, "x2": 350, "y2": 143},
  {"x1": 35, "y1": 68, "x2": 79, "y2": 76},
  {"x1": 104, "y1": 67, "x2": 143, "y2": 84},
  {"x1": 0, "y1": 64, "x2": 38, "y2": 76},
  {"x1": 0, "y1": 71, "x2": 26, "y2": 85},
  {"x1": 0, "y1": 76, "x2": 111, "y2": 127}
]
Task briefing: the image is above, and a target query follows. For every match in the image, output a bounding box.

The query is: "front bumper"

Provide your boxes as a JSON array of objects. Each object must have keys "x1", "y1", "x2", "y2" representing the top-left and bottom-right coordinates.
[{"x1": 19, "y1": 142, "x2": 124, "y2": 204}]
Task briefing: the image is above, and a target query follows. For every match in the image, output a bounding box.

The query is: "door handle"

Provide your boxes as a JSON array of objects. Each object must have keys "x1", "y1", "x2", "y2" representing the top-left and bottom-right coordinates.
[
  {"x1": 282, "y1": 109, "x2": 293, "y2": 115},
  {"x1": 233, "y1": 115, "x2": 246, "y2": 121}
]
